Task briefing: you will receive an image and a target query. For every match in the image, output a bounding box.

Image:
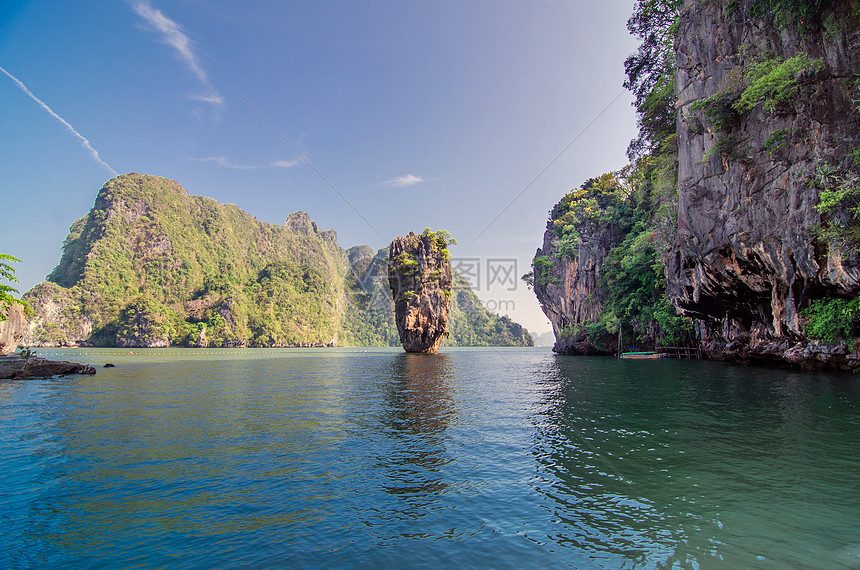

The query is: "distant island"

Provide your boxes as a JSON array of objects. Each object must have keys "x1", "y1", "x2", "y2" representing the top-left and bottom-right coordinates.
[{"x1": 21, "y1": 173, "x2": 533, "y2": 349}]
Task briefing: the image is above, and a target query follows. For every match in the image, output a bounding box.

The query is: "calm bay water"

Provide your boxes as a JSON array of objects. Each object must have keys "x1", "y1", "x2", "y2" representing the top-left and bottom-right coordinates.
[{"x1": 2, "y1": 347, "x2": 859, "y2": 568}]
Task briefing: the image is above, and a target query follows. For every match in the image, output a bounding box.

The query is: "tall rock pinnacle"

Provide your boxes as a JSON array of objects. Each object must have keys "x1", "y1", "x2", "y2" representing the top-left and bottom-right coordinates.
[{"x1": 388, "y1": 230, "x2": 454, "y2": 353}]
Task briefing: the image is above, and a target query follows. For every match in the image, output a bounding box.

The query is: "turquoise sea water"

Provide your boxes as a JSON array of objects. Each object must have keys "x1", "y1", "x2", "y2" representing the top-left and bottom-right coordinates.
[{"x1": 2, "y1": 347, "x2": 859, "y2": 568}]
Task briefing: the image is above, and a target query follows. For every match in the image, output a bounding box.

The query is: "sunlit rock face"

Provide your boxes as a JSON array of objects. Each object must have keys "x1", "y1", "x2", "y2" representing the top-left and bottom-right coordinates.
[
  {"x1": 669, "y1": 0, "x2": 860, "y2": 367},
  {"x1": 388, "y1": 232, "x2": 452, "y2": 353},
  {"x1": 532, "y1": 221, "x2": 618, "y2": 356},
  {"x1": 0, "y1": 304, "x2": 27, "y2": 355}
]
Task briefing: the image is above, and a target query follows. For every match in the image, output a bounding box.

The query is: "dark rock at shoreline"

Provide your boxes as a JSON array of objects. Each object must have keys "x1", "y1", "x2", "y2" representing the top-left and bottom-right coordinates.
[
  {"x1": 553, "y1": 328, "x2": 617, "y2": 356},
  {"x1": 700, "y1": 335, "x2": 860, "y2": 373},
  {"x1": 0, "y1": 355, "x2": 97, "y2": 380}
]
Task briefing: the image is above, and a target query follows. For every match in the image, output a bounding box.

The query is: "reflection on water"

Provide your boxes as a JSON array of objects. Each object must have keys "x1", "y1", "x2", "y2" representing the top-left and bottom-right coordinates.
[
  {"x1": 1, "y1": 348, "x2": 860, "y2": 568},
  {"x1": 22, "y1": 356, "x2": 355, "y2": 565},
  {"x1": 381, "y1": 354, "x2": 455, "y2": 499},
  {"x1": 531, "y1": 358, "x2": 706, "y2": 566},
  {"x1": 531, "y1": 356, "x2": 860, "y2": 567}
]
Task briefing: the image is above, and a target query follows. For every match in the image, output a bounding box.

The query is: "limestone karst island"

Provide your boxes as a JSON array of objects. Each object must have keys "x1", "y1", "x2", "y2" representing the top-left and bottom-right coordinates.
[
  {"x1": 388, "y1": 230, "x2": 455, "y2": 353},
  {"x1": 1, "y1": 1, "x2": 860, "y2": 374}
]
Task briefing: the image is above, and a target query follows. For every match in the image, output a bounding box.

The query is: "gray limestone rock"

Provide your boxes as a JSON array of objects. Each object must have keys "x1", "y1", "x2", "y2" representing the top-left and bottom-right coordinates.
[
  {"x1": 0, "y1": 355, "x2": 96, "y2": 379},
  {"x1": 669, "y1": 0, "x2": 860, "y2": 367}
]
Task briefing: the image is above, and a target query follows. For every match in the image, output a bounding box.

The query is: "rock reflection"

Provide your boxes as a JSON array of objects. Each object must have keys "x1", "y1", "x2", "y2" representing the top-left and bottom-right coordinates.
[{"x1": 379, "y1": 353, "x2": 456, "y2": 505}]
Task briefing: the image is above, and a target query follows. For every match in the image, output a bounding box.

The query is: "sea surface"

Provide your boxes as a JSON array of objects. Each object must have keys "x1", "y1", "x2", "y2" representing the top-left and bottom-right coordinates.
[{"x1": 2, "y1": 347, "x2": 859, "y2": 568}]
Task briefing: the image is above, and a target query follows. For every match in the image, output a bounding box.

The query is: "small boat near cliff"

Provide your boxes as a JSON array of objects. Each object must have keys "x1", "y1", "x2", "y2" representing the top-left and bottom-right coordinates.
[{"x1": 620, "y1": 351, "x2": 664, "y2": 360}]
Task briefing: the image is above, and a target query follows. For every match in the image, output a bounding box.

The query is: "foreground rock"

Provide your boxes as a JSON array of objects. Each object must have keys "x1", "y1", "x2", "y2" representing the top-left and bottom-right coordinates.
[
  {"x1": 699, "y1": 336, "x2": 860, "y2": 373},
  {"x1": 0, "y1": 355, "x2": 97, "y2": 379},
  {"x1": 668, "y1": 0, "x2": 860, "y2": 369},
  {"x1": 0, "y1": 304, "x2": 27, "y2": 355},
  {"x1": 388, "y1": 231, "x2": 453, "y2": 353}
]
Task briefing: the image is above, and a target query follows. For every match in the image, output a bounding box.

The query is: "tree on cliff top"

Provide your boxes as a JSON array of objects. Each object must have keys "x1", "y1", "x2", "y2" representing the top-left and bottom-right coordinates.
[
  {"x1": 0, "y1": 254, "x2": 33, "y2": 321},
  {"x1": 625, "y1": 0, "x2": 681, "y2": 160}
]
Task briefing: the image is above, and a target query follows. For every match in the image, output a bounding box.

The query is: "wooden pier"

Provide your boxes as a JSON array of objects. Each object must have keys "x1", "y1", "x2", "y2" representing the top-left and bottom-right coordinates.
[{"x1": 656, "y1": 346, "x2": 701, "y2": 359}]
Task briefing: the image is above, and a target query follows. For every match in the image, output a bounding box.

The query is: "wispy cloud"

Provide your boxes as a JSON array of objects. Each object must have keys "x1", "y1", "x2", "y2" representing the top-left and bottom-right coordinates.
[
  {"x1": 132, "y1": 1, "x2": 223, "y2": 113},
  {"x1": 384, "y1": 174, "x2": 425, "y2": 188},
  {"x1": 192, "y1": 156, "x2": 255, "y2": 170},
  {"x1": 0, "y1": 65, "x2": 118, "y2": 176},
  {"x1": 189, "y1": 93, "x2": 225, "y2": 106},
  {"x1": 191, "y1": 156, "x2": 298, "y2": 170}
]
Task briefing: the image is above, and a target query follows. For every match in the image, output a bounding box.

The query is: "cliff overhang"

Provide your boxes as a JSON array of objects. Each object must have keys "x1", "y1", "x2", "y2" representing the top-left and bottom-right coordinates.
[{"x1": 668, "y1": 0, "x2": 860, "y2": 370}]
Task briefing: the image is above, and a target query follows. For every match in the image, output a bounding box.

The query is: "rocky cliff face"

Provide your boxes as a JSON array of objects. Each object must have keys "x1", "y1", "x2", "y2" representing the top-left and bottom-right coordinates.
[
  {"x1": 533, "y1": 219, "x2": 618, "y2": 355},
  {"x1": 0, "y1": 304, "x2": 27, "y2": 355},
  {"x1": 531, "y1": 175, "x2": 641, "y2": 355},
  {"x1": 24, "y1": 282, "x2": 95, "y2": 347},
  {"x1": 530, "y1": 1, "x2": 860, "y2": 370},
  {"x1": 669, "y1": 0, "x2": 860, "y2": 368},
  {"x1": 388, "y1": 232, "x2": 453, "y2": 353}
]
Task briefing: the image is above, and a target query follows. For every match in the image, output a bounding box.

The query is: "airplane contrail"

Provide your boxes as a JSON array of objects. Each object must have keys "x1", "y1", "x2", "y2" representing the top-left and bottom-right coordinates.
[
  {"x1": 0, "y1": 65, "x2": 118, "y2": 176},
  {"x1": 131, "y1": 0, "x2": 224, "y2": 111}
]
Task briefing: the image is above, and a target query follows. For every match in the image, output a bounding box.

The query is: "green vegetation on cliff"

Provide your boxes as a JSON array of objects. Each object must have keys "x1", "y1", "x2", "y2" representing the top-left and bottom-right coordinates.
[
  {"x1": 0, "y1": 254, "x2": 32, "y2": 321},
  {"x1": 813, "y1": 158, "x2": 860, "y2": 257},
  {"x1": 31, "y1": 174, "x2": 346, "y2": 347},
  {"x1": 388, "y1": 228, "x2": 455, "y2": 301},
  {"x1": 802, "y1": 296, "x2": 860, "y2": 343},
  {"x1": 537, "y1": 170, "x2": 694, "y2": 349},
  {"x1": 26, "y1": 173, "x2": 531, "y2": 348}
]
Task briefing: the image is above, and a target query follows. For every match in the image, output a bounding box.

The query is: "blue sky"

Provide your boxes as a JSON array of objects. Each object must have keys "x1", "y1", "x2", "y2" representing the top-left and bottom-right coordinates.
[{"x1": 1, "y1": 0, "x2": 638, "y2": 334}]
